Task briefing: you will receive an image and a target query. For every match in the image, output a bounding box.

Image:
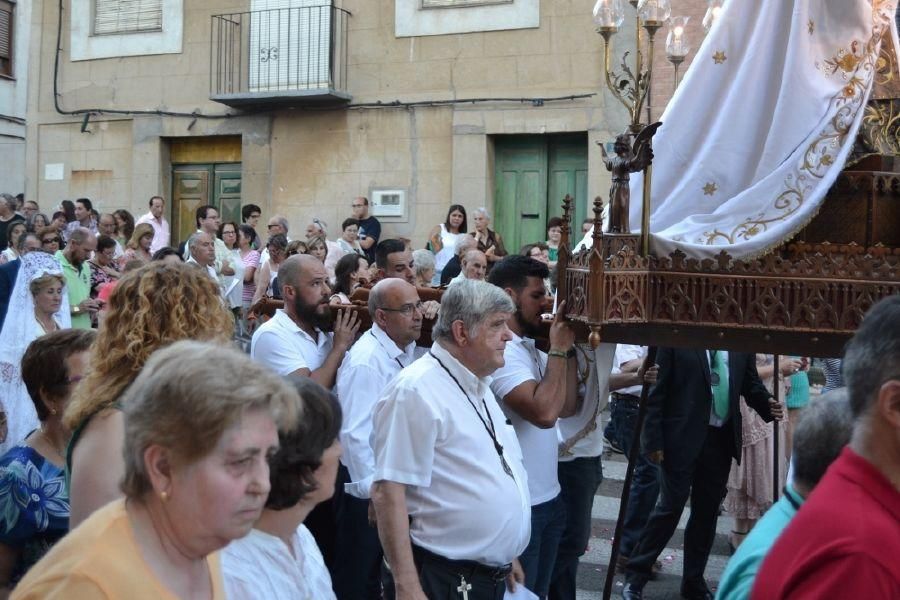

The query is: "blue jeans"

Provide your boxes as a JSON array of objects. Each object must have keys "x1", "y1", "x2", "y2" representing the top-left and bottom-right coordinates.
[
  {"x1": 520, "y1": 494, "x2": 567, "y2": 599},
  {"x1": 548, "y1": 456, "x2": 603, "y2": 600}
]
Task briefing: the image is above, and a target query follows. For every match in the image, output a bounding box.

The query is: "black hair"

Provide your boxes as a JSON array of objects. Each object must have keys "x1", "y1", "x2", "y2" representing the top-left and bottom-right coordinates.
[
  {"x1": 96, "y1": 235, "x2": 117, "y2": 253},
  {"x1": 241, "y1": 204, "x2": 262, "y2": 222},
  {"x1": 195, "y1": 204, "x2": 217, "y2": 229},
  {"x1": 488, "y1": 255, "x2": 549, "y2": 291},
  {"x1": 266, "y1": 378, "x2": 342, "y2": 510},
  {"x1": 375, "y1": 238, "x2": 407, "y2": 269},
  {"x1": 445, "y1": 204, "x2": 468, "y2": 234},
  {"x1": 333, "y1": 253, "x2": 363, "y2": 296},
  {"x1": 341, "y1": 218, "x2": 359, "y2": 231},
  {"x1": 151, "y1": 246, "x2": 183, "y2": 262},
  {"x1": 75, "y1": 197, "x2": 93, "y2": 212},
  {"x1": 238, "y1": 224, "x2": 258, "y2": 248}
]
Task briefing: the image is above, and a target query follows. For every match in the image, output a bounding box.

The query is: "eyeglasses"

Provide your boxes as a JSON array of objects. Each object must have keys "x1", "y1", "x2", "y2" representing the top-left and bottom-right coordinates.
[
  {"x1": 379, "y1": 301, "x2": 424, "y2": 316},
  {"x1": 352, "y1": 204, "x2": 365, "y2": 208},
  {"x1": 267, "y1": 224, "x2": 280, "y2": 230}
]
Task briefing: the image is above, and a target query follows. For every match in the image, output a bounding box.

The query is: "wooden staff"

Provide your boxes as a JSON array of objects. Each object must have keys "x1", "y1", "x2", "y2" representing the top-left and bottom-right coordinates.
[
  {"x1": 603, "y1": 346, "x2": 658, "y2": 600},
  {"x1": 773, "y1": 354, "x2": 780, "y2": 502}
]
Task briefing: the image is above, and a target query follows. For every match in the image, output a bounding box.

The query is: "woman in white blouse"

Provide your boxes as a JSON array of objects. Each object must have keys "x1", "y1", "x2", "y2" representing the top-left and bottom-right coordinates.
[{"x1": 222, "y1": 378, "x2": 342, "y2": 600}]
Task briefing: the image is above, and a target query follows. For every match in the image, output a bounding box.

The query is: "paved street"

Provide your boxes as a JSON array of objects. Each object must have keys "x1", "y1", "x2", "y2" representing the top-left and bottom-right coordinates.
[{"x1": 575, "y1": 444, "x2": 734, "y2": 600}]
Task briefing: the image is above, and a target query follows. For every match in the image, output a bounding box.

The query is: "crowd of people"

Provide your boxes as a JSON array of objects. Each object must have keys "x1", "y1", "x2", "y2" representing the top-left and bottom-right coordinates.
[{"x1": 0, "y1": 190, "x2": 897, "y2": 600}]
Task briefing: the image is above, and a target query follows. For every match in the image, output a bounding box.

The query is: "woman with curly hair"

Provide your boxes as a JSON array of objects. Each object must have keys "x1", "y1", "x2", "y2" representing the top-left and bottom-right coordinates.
[
  {"x1": 64, "y1": 262, "x2": 234, "y2": 528},
  {"x1": 112, "y1": 209, "x2": 134, "y2": 250}
]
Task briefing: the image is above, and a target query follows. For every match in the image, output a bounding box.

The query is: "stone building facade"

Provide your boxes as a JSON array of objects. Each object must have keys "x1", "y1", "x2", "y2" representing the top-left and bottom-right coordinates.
[{"x1": 25, "y1": 0, "x2": 710, "y2": 248}]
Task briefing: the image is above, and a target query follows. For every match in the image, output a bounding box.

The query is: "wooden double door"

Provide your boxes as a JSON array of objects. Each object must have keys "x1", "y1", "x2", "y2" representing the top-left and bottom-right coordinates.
[
  {"x1": 171, "y1": 163, "x2": 242, "y2": 245},
  {"x1": 494, "y1": 134, "x2": 588, "y2": 253}
]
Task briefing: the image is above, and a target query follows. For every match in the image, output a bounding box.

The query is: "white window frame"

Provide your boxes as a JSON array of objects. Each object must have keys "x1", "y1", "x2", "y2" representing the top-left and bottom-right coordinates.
[
  {"x1": 396, "y1": 0, "x2": 538, "y2": 38},
  {"x1": 71, "y1": 0, "x2": 182, "y2": 61}
]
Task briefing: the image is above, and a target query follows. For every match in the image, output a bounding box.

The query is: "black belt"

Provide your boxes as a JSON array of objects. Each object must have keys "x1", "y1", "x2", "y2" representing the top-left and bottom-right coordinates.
[
  {"x1": 612, "y1": 392, "x2": 640, "y2": 401},
  {"x1": 412, "y1": 544, "x2": 512, "y2": 582}
]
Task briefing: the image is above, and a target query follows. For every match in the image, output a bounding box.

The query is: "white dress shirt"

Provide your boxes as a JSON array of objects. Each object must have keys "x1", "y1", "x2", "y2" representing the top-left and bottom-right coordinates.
[
  {"x1": 250, "y1": 309, "x2": 333, "y2": 376},
  {"x1": 135, "y1": 212, "x2": 171, "y2": 254},
  {"x1": 221, "y1": 524, "x2": 335, "y2": 600},
  {"x1": 372, "y1": 341, "x2": 531, "y2": 566},
  {"x1": 336, "y1": 324, "x2": 422, "y2": 499},
  {"x1": 490, "y1": 333, "x2": 561, "y2": 506}
]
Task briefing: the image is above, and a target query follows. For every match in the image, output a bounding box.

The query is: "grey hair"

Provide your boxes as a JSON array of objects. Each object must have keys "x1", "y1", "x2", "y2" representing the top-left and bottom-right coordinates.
[
  {"x1": 311, "y1": 217, "x2": 328, "y2": 236},
  {"x1": 0, "y1": 193, "x2": 15, "y2": 211},
  {"x1": 432, "y1": 279, "x2": 513, "y2": 342},
  {"x1": 455, "y1": 235, "x2": 477, "y2": 257},
  {"x1": 187, "y1": 232, "x2": 206, "y2": 251},
  {"x1": 121, "y1": 340, "x2": 302, "y2": 498},
  {"x1": 68, "y1": 227, "x2": 92, "y2": 245},
  {"x1": 843, "y1": 295, "x2": 900, "y2": 417},
  {"x1": 791, "y1": 388, "x2": 854, "y2": 489},
  {"x1": 472, "y1": 207, "x2": 491, "y2": 221},
  {"x1": 412, "y1": 249, "x2": 435, "y2": 274},
  {"x1": 273, "y1": 215, "x2": 290, "y2": 234}
]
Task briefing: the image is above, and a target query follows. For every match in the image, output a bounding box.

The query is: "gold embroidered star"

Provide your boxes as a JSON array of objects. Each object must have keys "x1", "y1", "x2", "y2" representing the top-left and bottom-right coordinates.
[
  {"x1": 703, "y1": 182, "x2": 718, "y2": 195},
  {"x1": 808, "y1": 19, "x2": 814, "y2": 34},
  {"x1": 712, "y1": 50, "x2": 727, "y2": 64}
]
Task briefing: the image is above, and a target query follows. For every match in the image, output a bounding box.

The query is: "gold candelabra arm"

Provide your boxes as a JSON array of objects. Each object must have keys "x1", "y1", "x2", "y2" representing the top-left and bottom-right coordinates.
[{"x1": 601, "y1": 32, "x2": 638, "y2": 121}]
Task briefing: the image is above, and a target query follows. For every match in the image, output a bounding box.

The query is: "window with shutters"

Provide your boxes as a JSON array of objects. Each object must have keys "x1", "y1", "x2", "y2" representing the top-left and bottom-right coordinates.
[
  {"x1": 94, "y1": 0, "x2": 162, "y2": 35},
  {"x1": 0, "y1": 0, "x2": 13, "y2": 78}
]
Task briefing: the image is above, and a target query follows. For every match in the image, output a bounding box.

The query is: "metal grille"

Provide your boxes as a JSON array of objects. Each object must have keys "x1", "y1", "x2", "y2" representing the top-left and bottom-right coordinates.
[{"x1": 211, "y1": 4, "x2": 350, "y2": 97}]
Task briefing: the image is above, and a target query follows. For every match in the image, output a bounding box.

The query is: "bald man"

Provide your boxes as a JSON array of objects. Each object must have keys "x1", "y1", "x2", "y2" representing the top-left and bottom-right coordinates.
[
  {"x1": 250, "y1": 254, "x2": 359, "y2": 389},
  {"x1": 334, "y1": 278, "x2": 427, "y2": 599}
]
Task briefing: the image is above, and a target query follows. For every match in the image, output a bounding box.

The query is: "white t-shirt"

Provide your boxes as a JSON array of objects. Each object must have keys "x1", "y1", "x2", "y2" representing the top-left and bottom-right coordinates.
[
  {"x1": 221, "y1": 524, "x2": 335, "y2": 600},
  {"x1": 612, "y1": 344, "x2": 646, "y2": 396},
  {"x1": 557, "y1": 343, "x2": 617, "y2": 462},
  {"x1": 250, "y1": 309, "x2": 333, "y2": 376},
  {"x1": 372, "y1": 341, "x2": 531, "y2": 566},
  {"x1": 335, "y1": 324, "x2": 423, "y2": 499},
  {"x1": 490, "y1": 334, "x2": 561, "y2": 506}
]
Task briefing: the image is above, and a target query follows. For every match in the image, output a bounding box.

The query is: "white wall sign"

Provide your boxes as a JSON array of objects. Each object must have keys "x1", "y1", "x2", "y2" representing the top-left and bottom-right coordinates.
[
  {"x1": 44, "y1": 163, "x2": 65, "y2": 181},
  {"x1": 371, "y1": 189, "x2": 406, "y2": 218}
]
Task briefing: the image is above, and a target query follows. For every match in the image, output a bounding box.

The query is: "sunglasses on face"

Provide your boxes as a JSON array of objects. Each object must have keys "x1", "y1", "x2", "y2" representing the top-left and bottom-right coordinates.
[{"x1": 42, "y1": 238, "x2": 61, "y2": 244}]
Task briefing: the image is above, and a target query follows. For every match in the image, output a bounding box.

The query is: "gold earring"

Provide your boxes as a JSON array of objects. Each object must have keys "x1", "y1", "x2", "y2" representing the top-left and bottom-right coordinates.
[
  {"x1": 160, "y1": 491, "x2": 169, "y2": 502},
  {"x1": 51, "y1": 407, "x2": 57, "y2": 416}
]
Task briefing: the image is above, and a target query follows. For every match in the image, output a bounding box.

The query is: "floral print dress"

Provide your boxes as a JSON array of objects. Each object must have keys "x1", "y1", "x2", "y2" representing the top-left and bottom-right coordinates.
[{"x1": 0, "y1": 445, "x2": 69, "y2": 584}]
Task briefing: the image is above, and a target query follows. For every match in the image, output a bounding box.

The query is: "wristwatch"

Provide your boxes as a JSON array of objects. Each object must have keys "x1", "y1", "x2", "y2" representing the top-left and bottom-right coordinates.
[{"x1": 72, "y1": 305, "x2": 81, "y2": 315}]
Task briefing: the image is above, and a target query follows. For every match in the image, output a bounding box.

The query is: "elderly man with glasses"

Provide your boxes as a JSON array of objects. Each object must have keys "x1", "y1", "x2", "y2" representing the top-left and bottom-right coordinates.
[{"x1": 334, "y1": 278, "x2": 427, "y2": 599}]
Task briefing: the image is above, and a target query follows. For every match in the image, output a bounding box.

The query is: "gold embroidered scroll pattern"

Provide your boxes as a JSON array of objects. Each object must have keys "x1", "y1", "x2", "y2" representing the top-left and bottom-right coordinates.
[{"x1": 700, "y1": 7, "x2": 894, "y2": 247}]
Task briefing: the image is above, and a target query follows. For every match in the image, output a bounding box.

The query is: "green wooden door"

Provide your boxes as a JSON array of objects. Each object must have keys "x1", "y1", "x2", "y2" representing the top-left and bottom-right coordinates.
[
  {"x1": 494, "y1": 137, "x2": 548, "y2": 254},
  {"x1": 548, "y1": 135, "x2": 589, "y2": 223},
  {"x1": 172, "y1": 163, "x2": 242, "y2": 245},
  {"x1": 494, "y1": 134, "x2": 587, "y2": 253}
]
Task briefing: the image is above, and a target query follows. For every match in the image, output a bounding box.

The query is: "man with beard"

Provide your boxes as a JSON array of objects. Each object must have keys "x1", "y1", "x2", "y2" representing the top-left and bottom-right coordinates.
[
  {"x1": 488, "y1": 255, "x2": 578, "y2": 599},
  {"x1": 58, "y1": 227, "x2": 98, "y2": 329},
  {"x1": 334, "y1": 278, "x2": 426, "y2": 599},
  {"x1": 250, "y1": 254, "x2": 359, "y2": 389},
  {"x1": 250, "y1": 254, "x2": 360, "y2": 571}
]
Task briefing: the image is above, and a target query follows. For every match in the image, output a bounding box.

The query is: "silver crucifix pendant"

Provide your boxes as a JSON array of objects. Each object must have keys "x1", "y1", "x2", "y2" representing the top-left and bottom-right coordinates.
[{"x1": 457, "y1": 575, "x2": 472, "y2": 600}]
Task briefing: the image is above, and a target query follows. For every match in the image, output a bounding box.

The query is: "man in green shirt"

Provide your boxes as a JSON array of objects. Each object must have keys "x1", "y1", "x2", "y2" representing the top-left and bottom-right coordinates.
[
  {"x1": 56, "y1": 227, "x2": 98, "y2": 329},
  {"x1": 715, "y1": 389, "x2": 853, "y2": 600}
]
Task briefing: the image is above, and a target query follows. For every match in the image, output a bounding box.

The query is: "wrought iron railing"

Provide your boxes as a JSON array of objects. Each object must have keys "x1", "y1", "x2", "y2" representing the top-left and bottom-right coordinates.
[{"x1": 210, "y1": 4, "x2": 350, "y2": 99}]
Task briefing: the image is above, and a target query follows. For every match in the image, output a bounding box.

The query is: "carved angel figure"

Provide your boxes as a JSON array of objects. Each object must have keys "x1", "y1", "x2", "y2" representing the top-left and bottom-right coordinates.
[{"x1": 599, "y1": 122, "x2": 662, "y2": 233}]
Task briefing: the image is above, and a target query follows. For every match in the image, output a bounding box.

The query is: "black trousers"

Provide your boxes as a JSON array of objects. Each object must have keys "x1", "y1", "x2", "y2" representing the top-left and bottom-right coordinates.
[
  {"x1": 333, "y1": 465, "x2": 386, "y2": 600},
  {"x1": 413, "y1": 546, "x2": 509, "y2": 600},
  {"x1": 625, "y1": 424, "x2": 734, "y2": 593}
]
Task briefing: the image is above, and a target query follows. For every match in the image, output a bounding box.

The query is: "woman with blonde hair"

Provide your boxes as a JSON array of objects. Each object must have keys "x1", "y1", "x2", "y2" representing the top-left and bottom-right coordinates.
[
  {"x1": 119, "y1": 222, "x2": 154, "y2": 266},
  {"x1": 65, "y1": 262, "x2": 234, "y2": 528},
  {"x1": 14, "y1": 340, "x2": 301, "y2": 599}
]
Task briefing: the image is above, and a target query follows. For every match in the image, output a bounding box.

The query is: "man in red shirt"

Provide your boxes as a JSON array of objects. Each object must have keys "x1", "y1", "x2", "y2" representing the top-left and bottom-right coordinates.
[{"x1": 751, "y1": 295, "x2": 900, "y2": 599}]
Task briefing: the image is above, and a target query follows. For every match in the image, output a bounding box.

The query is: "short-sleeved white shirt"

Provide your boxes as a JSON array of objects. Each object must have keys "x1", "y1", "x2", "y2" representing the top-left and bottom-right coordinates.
[
  {"x1": 490, "y1": 333, "x2": 561, "y2": 506},
  {"x1": 250, "y1": 309, "x2": 333, "y2": 376},
  {"x1": 372, "y1": 341, "x2": 531, "y2": 566},
  {"x1": 336, "y1": 324, "x2": 423, "y2": 499}
]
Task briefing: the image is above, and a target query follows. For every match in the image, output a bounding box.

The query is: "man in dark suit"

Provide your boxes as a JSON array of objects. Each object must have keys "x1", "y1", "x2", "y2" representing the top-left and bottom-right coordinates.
[{"x1": 622, "y1": 348, "x2": 784, "y2": 600}]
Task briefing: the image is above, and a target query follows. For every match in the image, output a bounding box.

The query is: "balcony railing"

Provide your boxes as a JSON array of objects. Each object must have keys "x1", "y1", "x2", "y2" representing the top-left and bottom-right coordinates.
[{"x1": 210, "y1": 4, "x2": 351, "y2": 108}]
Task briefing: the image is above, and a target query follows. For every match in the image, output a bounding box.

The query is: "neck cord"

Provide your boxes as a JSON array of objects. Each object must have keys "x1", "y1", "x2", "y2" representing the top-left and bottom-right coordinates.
[{"x1": 431, "y1": 352, "x2": 514, "y2": 479}]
